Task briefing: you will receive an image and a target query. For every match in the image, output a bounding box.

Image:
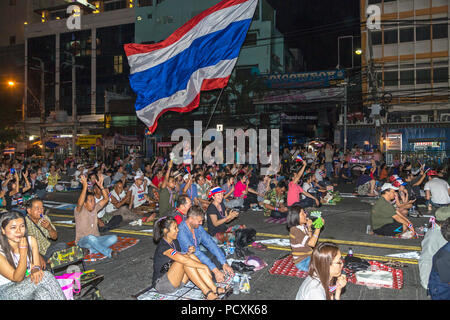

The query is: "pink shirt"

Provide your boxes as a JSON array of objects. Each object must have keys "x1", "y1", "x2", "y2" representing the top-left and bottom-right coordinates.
[
  {"x1": 234, "y1": 181, "x2": 247, "y2": 198},
  {"x1": 287, "y1": 181, "x2": 304, "y2": 206}
]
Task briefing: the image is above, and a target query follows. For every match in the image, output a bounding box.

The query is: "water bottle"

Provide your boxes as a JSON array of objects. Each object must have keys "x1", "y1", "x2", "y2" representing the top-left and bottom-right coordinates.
[
  {"x1": 240, "y1": 274, "x2": 250, "y2": 294},
  {"x1": 348, "y1": 247, "x2": 353, "y2": 257},
  {"x1": 229, "y1": 240, "x2": 235, "y2": 255},
  {"x1": 423, "y1": 223, "x2": 428, "y2": 233},
  {"x1": 366, "y1": 225, "x2": 371, "y2": 234},
  {"x1": 233, "y1": 275, "x2": 240, "y2": 295},
  {"x1": 223, "y1": 242, "x2": 229, "y2": 256}
]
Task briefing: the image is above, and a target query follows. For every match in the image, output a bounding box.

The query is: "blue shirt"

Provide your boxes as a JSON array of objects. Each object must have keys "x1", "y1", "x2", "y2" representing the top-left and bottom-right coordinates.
[
  {"x1": 177, "y1": 221, "x2": 226, "y2": 271},
  {"x1": 179, "y1": 183, "x2": 198, "y2": 201}
]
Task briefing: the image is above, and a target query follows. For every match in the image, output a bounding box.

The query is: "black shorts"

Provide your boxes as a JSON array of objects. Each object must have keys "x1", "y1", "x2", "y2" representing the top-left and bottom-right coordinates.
[{"x1": 373, "y1": 221, "x2": 403, "y2": 236}]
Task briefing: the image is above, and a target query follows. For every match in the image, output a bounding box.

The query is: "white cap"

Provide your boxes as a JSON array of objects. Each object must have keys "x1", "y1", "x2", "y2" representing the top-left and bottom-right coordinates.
[
  {"x1": 77, "y1": 164, "x2": 84, "y2": 169},
  {"x1": 134, "y1": 175, "x2": 144, "y2": 181},
  {"x1": 183, "y1": 174, "x2": 190, "y2": 181},
  {"x1": 381, "y1": 183, "x2": 399, "y2": 192}
]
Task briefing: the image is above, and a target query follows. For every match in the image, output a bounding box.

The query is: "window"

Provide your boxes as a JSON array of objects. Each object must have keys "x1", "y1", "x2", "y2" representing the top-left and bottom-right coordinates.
[
  {"x1": 9, "y1": 36, "x2": 16, "y2": 46},
  {"x1": 243, "y1": 31, "x2": 257, "y2": 47},
  {"x1": 384, "y1": 71, "x2": 398, "y2": 86},
  {"x1": 416, "y1": 69, "x2": 431, "y2": 84},
  {"x1": 433, "y1": 67, "x2": 448, "y2": 83},
  {"x1": 433, "y1": 23, "x2": 448, "y2": 40},
  {"x1": 371, "y1": 31, "x2": 382, "y2": 45},
  {"x1": 400, "y1": 70, "x2": 414, "y2": 85},
  {"x1": 139, "y1": 0, "x2": 153, "y2": 6},
  {"x1": 400, "y1": 28, "x2": 414, "y2": 42},
  {"x1": 114, "y1": 55, "x2": 123, "y2": 74},
  {"x1": 416, "y1": 26, "x2": 431, "y2": 41},
  {"x1": 384, "y1": 29, "x2": 398, "y2": 44}
]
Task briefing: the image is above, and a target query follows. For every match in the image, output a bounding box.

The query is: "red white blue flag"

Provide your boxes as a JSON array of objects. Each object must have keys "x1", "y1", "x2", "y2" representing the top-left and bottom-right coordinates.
[{"x1": 124, "y1": 0, "x2": 258, "y2": 133}]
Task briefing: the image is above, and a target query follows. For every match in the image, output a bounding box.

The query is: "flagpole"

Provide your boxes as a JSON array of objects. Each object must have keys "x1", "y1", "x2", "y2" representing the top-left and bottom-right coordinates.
[{"x1": 193, "y1": 86, "x2": 226, "y2": 161}]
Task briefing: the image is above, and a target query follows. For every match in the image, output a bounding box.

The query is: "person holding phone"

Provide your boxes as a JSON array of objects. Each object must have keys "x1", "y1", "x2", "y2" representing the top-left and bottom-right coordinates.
[
  {"x1": 206, "y1": 187, "x2": 245, "y2": 243},
  {"x1": 0, "y1": 211, "x2": 65, "y2": 300}
]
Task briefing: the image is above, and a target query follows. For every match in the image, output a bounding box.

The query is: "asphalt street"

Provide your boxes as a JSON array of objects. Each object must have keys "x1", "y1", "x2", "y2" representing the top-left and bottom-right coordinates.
[{"x1": 43, "y1": 183, "x2": 431, "y2": 301}]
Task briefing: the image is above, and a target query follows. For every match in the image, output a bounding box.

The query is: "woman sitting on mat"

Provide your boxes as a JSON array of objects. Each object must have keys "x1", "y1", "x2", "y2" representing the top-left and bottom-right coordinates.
[
  {"x1": 152, "y1": 216, "x2": 230, "y2": 300},
  {"x1": 205, "y1": 187, "x2": 245, "y2": 244},
  {"x1": 0, "y1": 211, "x2": 65, "y2": 300},
  {"x1": 287, "y1": 205, "x2": 323, "y2": 272},
  {"x1": 295, "y1": 242, "x2": 347, "y2": 300}
]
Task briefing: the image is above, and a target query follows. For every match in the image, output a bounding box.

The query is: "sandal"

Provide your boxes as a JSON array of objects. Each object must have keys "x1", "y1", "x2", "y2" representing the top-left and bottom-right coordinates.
[
  {"x1": 215, "y1": 286, "x2": 229, "y2": 296},
  {"x1": 251, "y1": 242, "x2": 267, "y2": 250},
  {"x1": 204, "y1": 290, "x2": 218, "y2": 300}
]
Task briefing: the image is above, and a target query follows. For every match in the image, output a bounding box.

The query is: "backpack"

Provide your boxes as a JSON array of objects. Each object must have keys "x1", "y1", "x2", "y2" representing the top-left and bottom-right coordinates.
[{"x1": 234, "y1": 228, "x2": 256, "y2": 249}]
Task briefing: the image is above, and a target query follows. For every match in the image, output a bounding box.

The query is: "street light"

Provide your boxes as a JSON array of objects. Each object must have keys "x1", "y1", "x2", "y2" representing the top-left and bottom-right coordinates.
[
  {"x1": 355, "y1": 48, "x2": 362, "y2": 55},
  {"x1": 8, "y1": 81, "x2": 15, "y2": 87}
]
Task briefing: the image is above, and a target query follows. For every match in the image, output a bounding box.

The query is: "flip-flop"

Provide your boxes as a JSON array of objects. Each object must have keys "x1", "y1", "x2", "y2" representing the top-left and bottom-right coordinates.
[{"x1": 251, "y1": 242, "x2": 267, "y2": 250}]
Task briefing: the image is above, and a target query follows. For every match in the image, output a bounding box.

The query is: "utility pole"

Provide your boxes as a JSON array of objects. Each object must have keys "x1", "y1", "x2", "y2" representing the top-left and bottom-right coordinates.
[
  {"x1": 344, "y1": 77, "x2": 348, "y2": 151},
  {"x1": 63, "y1": 51, "x2": 83, "y2": 156},
  {"x1": 30, "y1": 57, "x2": 46, "y2": 152}
]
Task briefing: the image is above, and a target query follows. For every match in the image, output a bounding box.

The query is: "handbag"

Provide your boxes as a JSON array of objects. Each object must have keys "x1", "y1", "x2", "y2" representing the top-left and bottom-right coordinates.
[
  {"x1": 343, "y1": 255, "x2": 371, "y2": 274},
  {"x1": 55, "y1": 272, "x2": 83, "y2": 300}
]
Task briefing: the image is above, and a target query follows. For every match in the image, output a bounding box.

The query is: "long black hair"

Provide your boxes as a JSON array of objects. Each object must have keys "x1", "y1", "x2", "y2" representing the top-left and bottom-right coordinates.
[
  {"x1": 153, "y1": 216, "x2": 176, "y2": 244},
  {"x1": 287, "y1": 205, "x2": 305, "y2": 229},
  {"x1": 0, "y1": 211, "x2": 33, "y2": 268}
]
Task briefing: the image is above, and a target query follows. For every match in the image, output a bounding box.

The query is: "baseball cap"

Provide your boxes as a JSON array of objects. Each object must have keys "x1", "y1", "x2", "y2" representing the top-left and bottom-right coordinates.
[
  {"x1": 183, "y1": 174, "x2": 190, "y2": 181},
  {"x1": 392, "y1": 179, "x2": 407, "y2": 188},
  {"x1": 77, "y1": 164, "x2": 84, "y2": 169},
  {"x1": 435, "y1": 206, "x2": 450, "y2": 222},
  {"x1": 427, "y1": 170, "x2": 438, "y2": 176},
  {"x1": 381, "y1": 183, "x2": 399, "y2": 192},
  {"x1": 134, "y1": 175, "x2": 144, "y2": 181},
  {"x1": 389, "y1": 175, "x2": 401, "y2": 182},
  {"x1": 208, "y1": 187, "x2": 225, "y2": 198}
]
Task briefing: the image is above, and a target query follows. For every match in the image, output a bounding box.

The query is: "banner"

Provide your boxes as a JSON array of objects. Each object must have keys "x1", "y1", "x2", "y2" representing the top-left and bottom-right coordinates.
[
  {"x1": 76, "y1": 135, "x2": 102, "y2": 147},
  {"x1": 253, "y1": 87, "x2": 345, "y2": 105},
  {"x1": 260, "y1": 69, "x2": 346, "y2": 89},
  {"x1": 386, "y1": 133, "x2": 402, "y2": 151},
  {"x1": 114, "y1": 134, "x2": 142, "y2": 146}
]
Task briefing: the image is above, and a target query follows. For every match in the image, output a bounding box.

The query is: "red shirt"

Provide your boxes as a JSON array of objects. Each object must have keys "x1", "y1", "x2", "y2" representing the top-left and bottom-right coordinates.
[{"x1": 152, "y1": 175, "x2": 164, "y2": 188}]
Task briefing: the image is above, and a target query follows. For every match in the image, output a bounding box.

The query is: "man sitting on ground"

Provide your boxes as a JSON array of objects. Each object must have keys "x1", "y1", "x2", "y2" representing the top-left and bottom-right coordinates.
[
  {"x1": 427, "y1": 217, "x2": 450, "y2": 300},
  {"x1": 371, "y1": 183, "x2": 415, "y2": 239},
  {"x1": 171, "y1": 194, "x2": 192, "y2": 225},
  {"x1": 129, "y1": 174, "x2": 156, "y2": 222},
  {"x1": 263, "y1": 181, "x2": 288, "y2": 218},
  {"x1": 424, "y1": 170, "x2": 450, "y2": 212},
  {"x1": 74, "y1": 174, "x2": 118, "y2": 259},
  {"x1": 103, "y1": 180, "x2": 142, "y2": 223},
  {"x1": 25, "y1": 198, "x2": 68, "y2": 268},
  {"x1": 419, "y1": 206, "x2": 450, "y2": 290},
  {"x1": 177, "y1": 205, "x2": 235, "y2": 283}
]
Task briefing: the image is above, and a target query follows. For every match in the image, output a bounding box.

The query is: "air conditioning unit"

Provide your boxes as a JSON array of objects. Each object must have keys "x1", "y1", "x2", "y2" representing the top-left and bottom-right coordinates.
[
  {"x1": 440, "y1": 113, "x2": 450, "y2": 122},
  {"x1": 411, "y1": 115, "x2": 428, "y2": 122}
]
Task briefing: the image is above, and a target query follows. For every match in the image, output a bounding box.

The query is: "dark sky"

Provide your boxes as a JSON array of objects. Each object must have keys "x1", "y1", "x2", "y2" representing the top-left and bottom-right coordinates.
[{"x1": 266, "y1": 0, "x2": 361, "y2": 71}]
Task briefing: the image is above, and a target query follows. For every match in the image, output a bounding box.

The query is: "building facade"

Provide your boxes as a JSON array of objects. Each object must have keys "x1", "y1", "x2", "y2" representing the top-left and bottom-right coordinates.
[{"x1": 347, "y1": 0, "x2": 450, "y2": 162}]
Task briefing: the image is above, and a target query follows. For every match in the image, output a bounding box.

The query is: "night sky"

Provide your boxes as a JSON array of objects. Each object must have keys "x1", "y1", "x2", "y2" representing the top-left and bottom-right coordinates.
[{"x1": 267, "y1": 0, "x2": 361, "y2": 71}]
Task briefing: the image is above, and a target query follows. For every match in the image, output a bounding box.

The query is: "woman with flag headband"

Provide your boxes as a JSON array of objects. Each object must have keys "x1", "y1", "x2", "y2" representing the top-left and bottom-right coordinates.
[
  {"x1": 205, "y1": 186, "x2": 246, "y2": 243},
  {"x1": 124, "y1": 0, "x2": 259, "y2": 133}
]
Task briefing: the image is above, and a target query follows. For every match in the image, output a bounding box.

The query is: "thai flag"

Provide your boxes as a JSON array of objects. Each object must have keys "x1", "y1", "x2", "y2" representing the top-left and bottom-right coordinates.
[
  {"x1": 124, "y1": 0, "x2": 258, "y2": 133},
  {"x1": 295, "y1": 155, "x2": 304, "y2": 162}
]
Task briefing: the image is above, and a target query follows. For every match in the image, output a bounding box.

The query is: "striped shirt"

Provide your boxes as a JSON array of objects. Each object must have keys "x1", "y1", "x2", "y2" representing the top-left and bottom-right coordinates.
[{"x1": 290, "y1": 225, "x2": 313, "y2": 264}]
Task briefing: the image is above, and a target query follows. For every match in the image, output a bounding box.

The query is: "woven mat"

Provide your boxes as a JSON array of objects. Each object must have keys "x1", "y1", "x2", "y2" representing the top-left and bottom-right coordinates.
[
  {"x1": 269, "y1": 255, "x2": 404, "y2": 289},
  {"x1": 268, "y1": 254, "x2": 309, "y2": 278},
  {"x1": 67, "y1": 236, "x2": 140, "y2": 262},
  {"x1": 135, "y1": 274, "x2": 233, "y2": 300},
  {"x1": 264, "y1": 217, "x2": 287, "y2": 224}
]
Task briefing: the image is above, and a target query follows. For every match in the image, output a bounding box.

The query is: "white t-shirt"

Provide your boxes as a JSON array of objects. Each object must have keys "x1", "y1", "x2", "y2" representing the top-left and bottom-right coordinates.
[
  {"x1": 130, "y1": 183, "x2": 148, "y2": 208},
  {"x1": 95, "y1": 195, "x2": 106, "y2": 218},
  {"x1": 105, "y1": 190, "x2": 127, "y2": 213},
  {"x1": 295, "y1": 276, "x2": 326, "y2": 300},
  {"x1": 302, "y1": 182, "x2": 313, "y2": 199},
  {"x1": 315, "y1": 170, "x2": 325, "y2": 183},
  {"x1": 424, "y1": 178, "x2": 450, "y2": 205}
]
